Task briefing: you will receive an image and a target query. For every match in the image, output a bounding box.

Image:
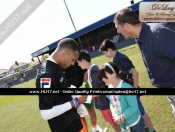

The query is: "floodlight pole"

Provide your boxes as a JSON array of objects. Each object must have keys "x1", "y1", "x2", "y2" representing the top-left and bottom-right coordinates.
[{"x1": 63, "y1": 0, "x2": 83, "y2": 49}]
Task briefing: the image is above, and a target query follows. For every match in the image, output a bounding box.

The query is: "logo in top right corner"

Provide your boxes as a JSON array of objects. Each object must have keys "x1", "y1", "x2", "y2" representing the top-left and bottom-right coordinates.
[{"x1": 139, "y1": 2, "x2": 175, "y2": 22}]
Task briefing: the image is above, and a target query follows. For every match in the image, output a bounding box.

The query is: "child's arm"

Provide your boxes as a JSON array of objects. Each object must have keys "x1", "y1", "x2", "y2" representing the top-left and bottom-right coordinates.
[
  {"x1": 122, "y1": 95, "x2": 138, "y2": 119},
  {"x1": 91, "y1": 70, "x2": 106, "y2": 88},
  {"x1": 83, "y1": 71, "x2": 88, "y2": 82},
  {"x1": 131, "y1": 69, "x2": 139, "y2": 88}
]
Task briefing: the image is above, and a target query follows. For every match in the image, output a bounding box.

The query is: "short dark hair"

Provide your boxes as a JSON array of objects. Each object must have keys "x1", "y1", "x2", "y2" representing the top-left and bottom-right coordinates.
[
  {"x1": 99, "y1": 62, "x2": 132, "y2": 84},
  {"x1": 114, "y1": 8, "x2": 141, "y2": 26},
  {"x1": 99, "y1": 39, "x2": 116, "y2": 52},
  {"x1": 57, "y1": 38, "x2": 80, "y2": 53},
  {"x1": 78, "y1": 50, "x2": 91, "y2": 62}
]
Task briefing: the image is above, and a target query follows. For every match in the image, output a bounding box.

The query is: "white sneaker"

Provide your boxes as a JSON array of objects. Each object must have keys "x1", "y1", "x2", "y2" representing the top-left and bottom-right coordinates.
[
  {"x1": 103, "y1": 127, "x2": 108, "y2": 132},
  {"x1": 91, "y1": 125, "x2": 103, "y2": 132},
  {"x1": 167, "y1": 96, "x2": 175, "y2": 118}
]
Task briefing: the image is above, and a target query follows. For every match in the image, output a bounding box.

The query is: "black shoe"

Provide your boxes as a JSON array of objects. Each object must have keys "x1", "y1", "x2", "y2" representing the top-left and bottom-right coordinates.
[{"x1": 144, "y1": 127, "x2": 149, "y2": 132}]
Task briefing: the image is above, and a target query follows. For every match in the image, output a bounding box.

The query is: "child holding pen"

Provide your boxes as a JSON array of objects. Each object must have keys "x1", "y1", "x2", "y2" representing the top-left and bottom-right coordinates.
[{"x1": 99, "y1": 62, "x2": 145, "y2": 132}]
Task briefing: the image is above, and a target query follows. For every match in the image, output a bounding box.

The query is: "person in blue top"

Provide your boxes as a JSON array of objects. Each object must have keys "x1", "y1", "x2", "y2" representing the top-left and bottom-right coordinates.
[
  {"x1": 113, "y1": 8, "x2": 175, "y2": 119},
  {"x1": 99, "y1": 62, "x2": 145, "y2": 132}
]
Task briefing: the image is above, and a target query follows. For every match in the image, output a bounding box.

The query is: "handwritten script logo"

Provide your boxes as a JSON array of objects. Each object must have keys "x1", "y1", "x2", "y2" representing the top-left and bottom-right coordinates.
[{"x1": 151, "y1": 3, "x2": 174, "y2": 13}]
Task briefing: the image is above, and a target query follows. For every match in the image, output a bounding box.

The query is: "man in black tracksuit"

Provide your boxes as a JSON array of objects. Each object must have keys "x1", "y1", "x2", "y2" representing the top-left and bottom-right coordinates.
[{"x1": 36, "y1": 38, "x2": 87, "y2": 132}]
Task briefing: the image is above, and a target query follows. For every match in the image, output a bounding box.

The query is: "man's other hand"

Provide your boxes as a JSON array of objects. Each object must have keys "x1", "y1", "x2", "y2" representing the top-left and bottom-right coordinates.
[{"x1": 77, "y1": 95, "x2": 87, "y2": 104}]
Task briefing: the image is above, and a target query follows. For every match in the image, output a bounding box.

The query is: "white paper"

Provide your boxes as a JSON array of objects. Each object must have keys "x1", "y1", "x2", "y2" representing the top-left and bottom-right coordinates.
[
  {"x1": 70, "y1": 85, "x2": 76, "y2": 88},
  {"x1": 84, "y1": 95, "x2": 92, "y2": 104}
]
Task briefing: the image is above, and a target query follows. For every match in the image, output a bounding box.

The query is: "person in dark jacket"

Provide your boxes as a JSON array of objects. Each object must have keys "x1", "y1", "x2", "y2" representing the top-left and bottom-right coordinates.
[
  {"x1": 113, "y1": 7, "x2": 175, "y2": 121},
  {"x1": 77, "y1": 50, "x2": 120, "y2": 132}
]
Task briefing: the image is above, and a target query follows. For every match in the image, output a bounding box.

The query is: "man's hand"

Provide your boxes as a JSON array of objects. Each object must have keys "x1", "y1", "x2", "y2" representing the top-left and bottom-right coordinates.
[{"x1": 77, "y1": 95, "x2": 87, "y2": 104}]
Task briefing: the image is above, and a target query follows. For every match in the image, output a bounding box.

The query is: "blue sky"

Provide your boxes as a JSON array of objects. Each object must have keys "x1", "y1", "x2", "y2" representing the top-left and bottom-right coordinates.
[{"x1": 0, "y1": 0, "x2": 141, "y2": 69}]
